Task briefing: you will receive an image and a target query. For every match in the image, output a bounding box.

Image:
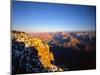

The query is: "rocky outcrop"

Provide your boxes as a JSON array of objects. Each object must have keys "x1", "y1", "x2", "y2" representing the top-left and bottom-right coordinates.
[{"x1": 12, "y1": 31, "x2": 63, "y2": 72}]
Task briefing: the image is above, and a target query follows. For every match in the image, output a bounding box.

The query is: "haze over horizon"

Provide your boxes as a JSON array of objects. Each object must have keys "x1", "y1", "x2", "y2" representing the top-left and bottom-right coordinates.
[{"x1": 12, "y1": 1, "x2": 96, "y2": 32}]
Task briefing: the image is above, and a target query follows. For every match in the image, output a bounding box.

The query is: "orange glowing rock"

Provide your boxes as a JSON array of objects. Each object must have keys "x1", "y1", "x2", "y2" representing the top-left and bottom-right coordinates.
[{"x1": 12, "y1": 31, "x2": 63, "y2": 71}]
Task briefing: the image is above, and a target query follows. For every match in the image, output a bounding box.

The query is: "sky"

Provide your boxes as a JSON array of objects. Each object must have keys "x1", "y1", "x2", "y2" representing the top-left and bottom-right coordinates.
[{"x1": 12, "y1": 1, "x2": 96, "y2": 32}]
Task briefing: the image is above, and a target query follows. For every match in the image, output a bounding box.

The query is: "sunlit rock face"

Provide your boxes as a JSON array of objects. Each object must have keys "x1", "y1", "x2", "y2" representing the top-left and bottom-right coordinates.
[
  {"x1": 28, "y1": 32, "x2": 53, "y2": 42},
  {"x1": 63, "y1": 38, "x2": 80, "y2": 49},
  {"x1": 12, "y1": 31, "x2": 63, "y2": 72},
  {"x1": 30, "y1": 38, "x2": 54, "y2": 68},
  {"x1": 61, "y1": 32, "x2": 69, "y2": 39},
  {"x1": 68, "y1": 38, "x2": 80, "y2": 47}
]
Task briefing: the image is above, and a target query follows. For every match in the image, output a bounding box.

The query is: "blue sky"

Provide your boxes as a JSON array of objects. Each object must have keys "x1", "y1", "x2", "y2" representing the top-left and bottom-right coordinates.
[{"x1": 12, "y1": 1, "x2": 96, "y2": 32}]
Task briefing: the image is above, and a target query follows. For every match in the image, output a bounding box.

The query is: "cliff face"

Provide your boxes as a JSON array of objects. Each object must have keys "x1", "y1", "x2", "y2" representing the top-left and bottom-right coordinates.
[
  {"x1": 12, "y1": 31, "x2": 63, "y2": 72},
  {"x1": 30, "y1": 38, "x2": 54, "y2": 68}
]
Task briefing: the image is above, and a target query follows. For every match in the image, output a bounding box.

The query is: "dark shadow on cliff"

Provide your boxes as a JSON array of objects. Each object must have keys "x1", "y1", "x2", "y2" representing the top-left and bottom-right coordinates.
[{"x1": 12, "y1": 38, "x2": 48, "y2": 74}]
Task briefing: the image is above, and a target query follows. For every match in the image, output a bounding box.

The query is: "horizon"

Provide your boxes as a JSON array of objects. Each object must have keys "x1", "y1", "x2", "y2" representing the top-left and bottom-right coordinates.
[{"x1": 12, "y1": 30, "x2": 96, "y2": 33}]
